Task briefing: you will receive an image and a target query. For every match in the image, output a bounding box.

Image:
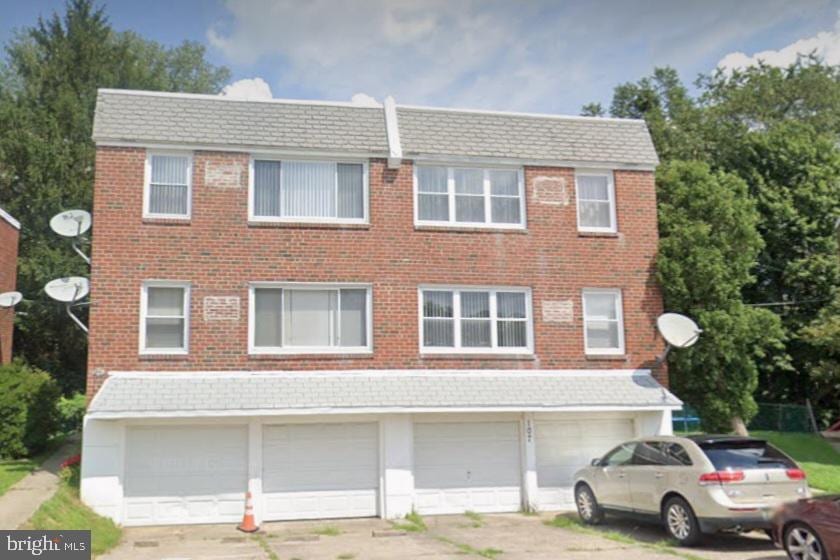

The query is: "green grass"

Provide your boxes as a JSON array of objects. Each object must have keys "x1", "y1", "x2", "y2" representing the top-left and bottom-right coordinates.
[
  {"x1": 312, "y1": 525, "x2": 342, "y2": 536},
  {"x1": 461, "y1": 510, "x2": 484, "y2": 528},
  {"x1": 753, "y1": 431, "x2": 840, "y2": 493},
  {"x1": 436, "y1": 536, "x2": 503, "y2": 558},
  {"x1": 0, "y1": 436, "x2": 69, "y2": 496},
  {"x1": 391, "y1": 510, "x2": 428, "y2": 532},
  {"x1": 23, "y1": 465, "x2": 122, "y2": 556},
  {"x1": 545, "y1": 514, "x2": 704, "y2": 560},
  {"x1": 336, "y1": 554, "x2": 356, "y2": 560},
  {"x1": 252, "y1": 533, "x2": 280, "y2": 560}
]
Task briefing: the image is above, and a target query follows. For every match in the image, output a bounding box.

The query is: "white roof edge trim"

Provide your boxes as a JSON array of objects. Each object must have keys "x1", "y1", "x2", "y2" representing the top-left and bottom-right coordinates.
[
  {"x1": 106, "y1": 368, "x2": 654, "y2": 379},
  {"x1": 85, "y1": 403, "x2": 682, "y2": 420},
  {"x1": 92, "y1": 141, "x2": 657, "y2": 171},
  {"x1": 383, "y1": 95, "x2": 403, "y2": 169},
  {"x1": 0, "y1": 207, "x2": 21, "y2": 230},
  {"x1": 93, "y1": 140, "x2": 389, "y2": 159},
  {"x1": 397, "y1": 102, "x2": 647, "y2": 124},
  {"x1": 408, "y1": 154, "x2": 657, "y2": 171},
  {"x1": 97, "y1": 88, "x2": 383, "y2": 109}
]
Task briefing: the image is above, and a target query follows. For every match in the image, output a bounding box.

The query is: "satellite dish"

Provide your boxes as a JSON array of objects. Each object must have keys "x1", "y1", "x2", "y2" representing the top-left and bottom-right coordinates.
[
  {"x1": 44, "y1": 276, "x2": 90, "y2": 303},
  {"x1": 657, "y1": 313, "x2": 702, "y2": 349},
  {"x1": 50, "y1": 210, "x2": 91, "y2": 238},
  {"x1": 0, "y1": 291, "x2": 22, "y2": 308}
]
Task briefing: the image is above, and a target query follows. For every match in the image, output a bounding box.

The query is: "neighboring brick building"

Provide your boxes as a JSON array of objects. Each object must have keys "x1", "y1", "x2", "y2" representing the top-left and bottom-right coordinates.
[
  {"x1": 0, "y1": 207, "x2": 20, "y2": 364},
  {"x1": 82, "y1": 89, "x2": 679, "y2": 527}
]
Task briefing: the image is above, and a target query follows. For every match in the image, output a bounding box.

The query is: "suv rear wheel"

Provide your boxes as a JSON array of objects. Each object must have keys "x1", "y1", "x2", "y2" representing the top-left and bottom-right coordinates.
[
  {"x1": 663, "y1": 496, "x2": 702, "y2": 546},
  {"x1": 575, "y1": 483, "x2": 604, "y2": 525}
]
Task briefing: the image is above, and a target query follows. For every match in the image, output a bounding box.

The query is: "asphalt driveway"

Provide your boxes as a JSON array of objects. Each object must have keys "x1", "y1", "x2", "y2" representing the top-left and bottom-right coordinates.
[{"x1": 101, "y1": 512, "x2": 787, "y2": 560}]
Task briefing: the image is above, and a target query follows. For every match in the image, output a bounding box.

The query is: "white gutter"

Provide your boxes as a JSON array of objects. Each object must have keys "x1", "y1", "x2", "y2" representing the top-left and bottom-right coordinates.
[
  {"x1": 383, "y1": 96, "x2": 403, "y2": 169},
  {"x1": 0, "y1": 207, "x2": 20, "y2": 230}
]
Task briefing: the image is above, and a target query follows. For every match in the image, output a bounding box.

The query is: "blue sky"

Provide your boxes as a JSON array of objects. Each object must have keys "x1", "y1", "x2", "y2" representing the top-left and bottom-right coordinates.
[{"x1": 1, "y1": 0, "x2": 840, "y2": 114}]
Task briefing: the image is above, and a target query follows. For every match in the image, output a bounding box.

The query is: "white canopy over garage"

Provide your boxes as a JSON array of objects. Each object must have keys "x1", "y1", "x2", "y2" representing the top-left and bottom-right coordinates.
[{"x1": 82, "y1": 369, "x2": 680, "y2": 526}]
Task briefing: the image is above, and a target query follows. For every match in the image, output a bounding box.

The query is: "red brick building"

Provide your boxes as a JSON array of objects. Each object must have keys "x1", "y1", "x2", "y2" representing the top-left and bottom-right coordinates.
[
  {"x1": 82, "y1": 90, "x2": 679, "y2": 527},
  {"x1": 0, "y1": 207, "x2": 20, "y2": 364}
]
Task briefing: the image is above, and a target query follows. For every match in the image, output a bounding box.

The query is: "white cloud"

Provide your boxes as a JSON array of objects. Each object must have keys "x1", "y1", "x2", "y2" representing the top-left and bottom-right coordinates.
[
  {"x1": 208, "y1": 0, "x2": 830, "y2": 113},
  {"x1": 718, "y1": 12, "x2": 840, "y2": 71},
  {"x1": 350, "y1": 93, "x2": 379, "y2": 106},
  {"x1": 220, "y1": 77, "x2": 273, "y2": 100}
]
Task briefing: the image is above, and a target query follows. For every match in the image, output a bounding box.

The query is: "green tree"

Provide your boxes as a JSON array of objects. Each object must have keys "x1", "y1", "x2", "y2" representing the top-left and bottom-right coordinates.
[
  {"x1": 0, "y1": 0, "x2": 229, "y2": 391},
  {"x1": 656, "y1": 161, "x2": 786, "y2": 433}
]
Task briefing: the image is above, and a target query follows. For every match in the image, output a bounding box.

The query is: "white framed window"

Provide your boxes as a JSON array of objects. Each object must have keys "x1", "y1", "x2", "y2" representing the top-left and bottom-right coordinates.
[
  {"x1": 582, "y1": 288, "x2": 625, "y2": 355},
  {"x1": 248, "y1": 158, "x2": 368, "y2": 224},
  {"x1": 414, "y1": 165, "x2": 526, "y2": 228},
  {"x1": 249, "y1": 282, "x2": 372, "y2": 354},
  {"x1": 139, "y1": 281, "x2": 190, "y2": 355},
  {"x1": 575, "y1": 169, "x2": 617, "y2": 232},
  {"x1": 143, "y1": 152, "x2": 192, "y2": 219},
  {"x1": 418, "y1": 286, "x2": 533, "y2": 354}
]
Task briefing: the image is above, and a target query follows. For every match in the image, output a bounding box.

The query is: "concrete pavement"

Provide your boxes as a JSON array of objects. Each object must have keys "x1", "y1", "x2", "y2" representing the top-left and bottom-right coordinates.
[{"x1": 0, "y1": 435, "x2": 80, "y2": 530}]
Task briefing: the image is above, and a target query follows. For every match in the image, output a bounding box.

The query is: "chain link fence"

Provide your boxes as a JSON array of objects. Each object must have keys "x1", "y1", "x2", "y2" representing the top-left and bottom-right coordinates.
[{"x1": 673, "y1": 402, "x2": 819, "y2": 434}]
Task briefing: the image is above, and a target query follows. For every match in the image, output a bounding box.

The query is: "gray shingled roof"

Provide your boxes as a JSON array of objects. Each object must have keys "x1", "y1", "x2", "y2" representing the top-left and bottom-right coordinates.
[
  {"x1": 397, "y1": 107, "x2": 659, "y2": 167},
  {"x1": 87, "y1": 370, "x2": 680, "y2": 418},
  {"x1": 93, "y1": 90, "x2": 389, "y2": 154},
  {"x1": 92, "y1": 90, "x2": 659, "y2": 167}
]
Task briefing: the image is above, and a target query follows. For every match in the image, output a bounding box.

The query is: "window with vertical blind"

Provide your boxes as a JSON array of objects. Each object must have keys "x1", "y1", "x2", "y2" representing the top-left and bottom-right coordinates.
[
  {"x1": 144, "y1": 153, "x2": 192, "y2": 218},
  {"x1": 140, "y1": 282, "x2": 190, "y2": 354},
  {"x1": 582, "y1": 289, "x2": 625, "y2": 355},
  {"x1": 414, "y1": 166, "x2": 525, "y2": 228},
  {"x1": 576, "y1": 170, "x2": 617, "y2": 232},
  {"x1": 249, "y1": 283, "x2": 372, "y2": 353},
  {"x1": 249, "y1": 159, "x2": 367, "y2": 223},
  {"x1": 419, "y1": 286, "x2": 532, "y2": 353}
]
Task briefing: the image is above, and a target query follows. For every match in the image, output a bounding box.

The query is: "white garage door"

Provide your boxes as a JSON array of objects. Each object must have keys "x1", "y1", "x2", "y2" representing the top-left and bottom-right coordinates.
[
  {"x1": 124, "y1": 425, "x2": 248, "y2": 526},
  {"x1": 262, "y1": 423, "x2": 379, "y2": 521},
  {"x1": 536, "y1": 418, "x2": 635, "y2": 510},
  {"x1": 414, "y1": 422, "x2": 521, "y2": 514}
]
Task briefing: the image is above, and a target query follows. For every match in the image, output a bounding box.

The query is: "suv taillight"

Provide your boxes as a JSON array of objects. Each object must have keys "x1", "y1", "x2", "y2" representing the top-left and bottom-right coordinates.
[
  {"x1": 699, "y1": 471, "x2": 745, "y2": 485},
  {"x1": 786, "y1": 469, "x2": 807, "y2": 480}
]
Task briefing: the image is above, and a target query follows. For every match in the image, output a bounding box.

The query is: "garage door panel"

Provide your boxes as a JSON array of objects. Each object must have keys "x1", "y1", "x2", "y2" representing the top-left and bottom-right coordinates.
[
  {"x1": 123, "y1": 425, "x2": 248, "y2": 526},
  {"x1": 413, "y1": 421, "x2": 522, "y2": 515},
  {"x1": 536, "y1": 418, "x2": 634, "y2": 510},
  {"x1": 262, "y1": 423, "x2": 379, "y2": 521}
]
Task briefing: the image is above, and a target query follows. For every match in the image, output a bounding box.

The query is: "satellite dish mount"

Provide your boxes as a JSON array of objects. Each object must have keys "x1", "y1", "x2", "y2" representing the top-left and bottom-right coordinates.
[
  {"x1": 50, "y1": 210, "x2": 91, "y2": 264},
  {"x1": 44, "y1": 277, "x2": 90, "y2": 334},
  {"x1": 655, "y1": 312, "x2": 702, "y2": 365}
]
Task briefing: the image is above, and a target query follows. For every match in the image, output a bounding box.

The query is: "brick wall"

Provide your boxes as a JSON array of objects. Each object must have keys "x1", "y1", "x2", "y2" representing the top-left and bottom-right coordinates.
[
  {"x1": 87, "y1": 148, "x2": 666, "y2": 398},
  {"x1": 0, "y1": 215, "x2": 19, "y2": 364}
]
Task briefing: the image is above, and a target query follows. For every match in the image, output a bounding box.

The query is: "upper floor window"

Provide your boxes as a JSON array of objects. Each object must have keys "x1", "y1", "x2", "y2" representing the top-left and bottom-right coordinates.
[
  {"x1": 419, "y1": 286, "x2": 532, "y2": 353},
  {"x1": 576, "y1": 170, "x2": 616, "y2": 232},
  {"x1": 414, "y1": 166, "x2": 525, "y2": 228},
  {"x1": 140, "y1": 281, "x2": 190, "y2": 355},
  {"x1": 582, "y1": 288, "x2": 625, "y2": 355},
  {"x1": 249, "y1": 159, "x2": 367, "y2": 223},
  {"x1": 144, "y1": 153, "x2": 192, "y2": 219},
  {"x1": 249, "y1": 283, "x2": 372, "y2": 354}
]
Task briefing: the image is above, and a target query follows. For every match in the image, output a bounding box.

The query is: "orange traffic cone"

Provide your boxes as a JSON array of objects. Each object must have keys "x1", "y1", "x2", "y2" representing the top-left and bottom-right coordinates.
[{"x1": 237, "y1": 491, "x2": 259, "y2": 533}]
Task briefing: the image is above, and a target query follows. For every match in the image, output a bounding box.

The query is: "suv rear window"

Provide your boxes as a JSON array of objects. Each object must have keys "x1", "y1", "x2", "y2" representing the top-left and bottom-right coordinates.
[{"x1": 698, "y1": 440, "x2": 796, "y2": 470}]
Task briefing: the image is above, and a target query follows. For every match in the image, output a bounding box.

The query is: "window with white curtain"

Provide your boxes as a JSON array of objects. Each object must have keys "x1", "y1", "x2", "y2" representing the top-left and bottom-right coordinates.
[
  {"x1": 582, "y1": 289, "x2": 625, "y2": 355},
  {"x1": 250, "y1": 160, "x2": 366, "y2": 222},
  {"x1": 576, "y1": 170, "x2": 617, "y2": 232},
  {"x1": 145, "y1": 153, "x2": 191, "y2": 218},
  {"x1": 420, "y1": 287, "x2": 532, "y2": 353},
  {"x1": 140, "y1": 282, "x2": 190, "y2": 354},
  {"x1": 415, "y1": 166, "x2": 524, "y2": 227},
  {"x1": 250, "y1": 284, "x2": 371, "y2": 353}
]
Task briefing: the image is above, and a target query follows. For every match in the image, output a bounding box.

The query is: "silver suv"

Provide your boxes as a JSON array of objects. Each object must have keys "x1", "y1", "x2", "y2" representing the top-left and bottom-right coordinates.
[{"x1": 573, "y1": 435, "x2": 810, "y2": 546}]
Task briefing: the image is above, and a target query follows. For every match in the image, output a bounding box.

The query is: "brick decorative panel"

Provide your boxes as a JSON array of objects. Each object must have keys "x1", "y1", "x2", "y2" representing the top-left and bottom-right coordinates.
[
  {"x1": 203, "y1": 158, "x2": 245, "y2": 189},
  {"x1": 87, "y1": 149, "x2": 667, "y2": 398},
  {"x1": 531, "y1": 176, "x2": 570, "y2": 206},
  {"x1": 203, "y1": 296, "x2": 241, "y2": 322},
  {"x1": 542, "y1": 300, "x2": 574, "y2": 323}
]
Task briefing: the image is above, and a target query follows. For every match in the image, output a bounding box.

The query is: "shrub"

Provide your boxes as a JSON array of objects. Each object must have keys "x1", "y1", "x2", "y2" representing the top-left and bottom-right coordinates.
[
  {"x1": 57, "y1": 393, "x2": 86, "y2": 434},
  {"x1": 0, "y1": 361, "x2": 60, "y2": 458}
]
